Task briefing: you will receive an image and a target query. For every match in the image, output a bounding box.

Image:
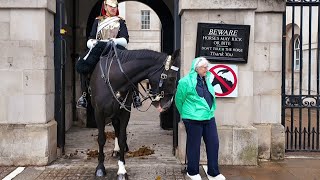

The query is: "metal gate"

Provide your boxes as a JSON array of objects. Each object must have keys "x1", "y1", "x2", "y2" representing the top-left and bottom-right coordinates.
[{"x1": 282, "y1": 0, "x2": 320, "y2": 152}]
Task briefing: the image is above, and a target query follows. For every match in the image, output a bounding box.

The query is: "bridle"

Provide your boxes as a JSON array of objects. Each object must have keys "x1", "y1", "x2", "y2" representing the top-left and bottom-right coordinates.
[
  {"x1": 99, "y1": 41, "x2": 179, "y2": 112},
  {"x1": 149, "y1": 55, "x2": 179, "y2": 102}
]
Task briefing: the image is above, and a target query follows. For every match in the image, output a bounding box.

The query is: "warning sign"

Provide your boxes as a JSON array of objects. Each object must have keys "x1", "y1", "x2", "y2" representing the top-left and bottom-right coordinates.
[{"x1": 208, "y1": 64, "x2": 238, "y2": 97}]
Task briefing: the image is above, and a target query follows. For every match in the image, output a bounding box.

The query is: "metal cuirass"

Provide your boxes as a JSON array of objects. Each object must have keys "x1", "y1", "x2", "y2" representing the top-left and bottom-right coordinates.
[{"x1": 96, "y1": 16, "x2": 120, "y2": 40}]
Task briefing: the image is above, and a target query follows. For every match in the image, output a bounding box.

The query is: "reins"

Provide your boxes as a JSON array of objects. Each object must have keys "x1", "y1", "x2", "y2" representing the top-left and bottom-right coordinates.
[
  {"x1": 99, "y1": 42, "x2": 135, "y2": 112},
  {"x1": 99, "y1": 41, "x2": 172, "y2": 112}
]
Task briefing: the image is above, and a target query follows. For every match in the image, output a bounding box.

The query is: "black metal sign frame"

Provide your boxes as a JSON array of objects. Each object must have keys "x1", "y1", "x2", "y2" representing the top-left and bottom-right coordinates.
[{"x1": 195, "y1": 23, "x2": 250, "y2": 63}]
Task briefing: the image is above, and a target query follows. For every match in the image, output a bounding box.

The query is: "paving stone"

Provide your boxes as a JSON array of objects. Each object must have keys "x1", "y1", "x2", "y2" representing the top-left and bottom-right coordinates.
[
  {"x1": 2, "y1": 106, "x2": 320, "y2": 180},
  {"x1": 0, "y1": 167, "x2": 16, "y2": 179}
]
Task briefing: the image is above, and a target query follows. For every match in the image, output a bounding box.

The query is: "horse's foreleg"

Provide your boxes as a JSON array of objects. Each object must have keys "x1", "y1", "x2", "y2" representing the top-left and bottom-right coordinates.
[
  {"x1": 112, "y1": 117, "x2": 130, "y2": 158},
  {"x1": 114, "y1": 137, "x2": 120, "y2": 154},
  {"x1": 117, "y1": 112, "x2": 130, "y2": 179},
  {"x1": 112, "y1": 117, "x2": 121, "y2": 157},
  {"x1": 95, "y1": 112, "x2": 107, "y2": 176}
]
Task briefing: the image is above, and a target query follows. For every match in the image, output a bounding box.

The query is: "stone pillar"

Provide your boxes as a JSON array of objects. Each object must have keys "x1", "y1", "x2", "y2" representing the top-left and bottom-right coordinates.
[
  {"x1": 177, "y1": 0, "x2": 286, "y2": 165},
  {"x1": 0, "y1": 0, "x2": 57, "y2": 165}
]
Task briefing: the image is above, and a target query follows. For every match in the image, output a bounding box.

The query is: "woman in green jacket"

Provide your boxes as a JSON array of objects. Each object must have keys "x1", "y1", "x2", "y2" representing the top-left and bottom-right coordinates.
[{"x1": 175, "y1": 57, "x2": 225, "y2": 180}]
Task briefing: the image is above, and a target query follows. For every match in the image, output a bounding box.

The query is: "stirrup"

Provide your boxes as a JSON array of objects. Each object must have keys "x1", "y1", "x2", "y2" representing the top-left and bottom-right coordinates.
[{"x1": 76, "y1": 92, "x2": 87, "y2": 109}]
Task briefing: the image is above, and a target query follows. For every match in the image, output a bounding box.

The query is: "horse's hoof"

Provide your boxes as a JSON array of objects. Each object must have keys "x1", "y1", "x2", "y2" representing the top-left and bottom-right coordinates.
[
  {"x1": 117, "y1": 173, "x2": 128, "y2": 180},
  {"x1": 95, "y1": 169, "x2": 106, "y2": 177},
  {"x1": 95, "y1": 165, "x2": 106, "y2": 177}
]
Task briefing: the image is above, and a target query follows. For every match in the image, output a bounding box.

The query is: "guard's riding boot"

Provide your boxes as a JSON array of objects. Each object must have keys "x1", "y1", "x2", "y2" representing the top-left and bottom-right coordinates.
[
  {"x1": 76, "y1": 92, "x2": 88, "y2": 109},
  {"x1": 132, "y1": 91, "x2": 142, "y2": 108}
]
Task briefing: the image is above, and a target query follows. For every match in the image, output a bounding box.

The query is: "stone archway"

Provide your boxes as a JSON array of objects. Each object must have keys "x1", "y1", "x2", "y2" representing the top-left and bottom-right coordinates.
[
  {"x1": 86, "y1": 0, "x2": 174, "y2": 54},
  {"x1": 81, "y1": 0, "x2": 177, "y2": 128}
]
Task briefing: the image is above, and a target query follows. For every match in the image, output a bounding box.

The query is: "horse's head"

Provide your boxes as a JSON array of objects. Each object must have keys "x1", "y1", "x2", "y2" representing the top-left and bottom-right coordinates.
[{"x1": 148, "y1": 49, "x2": 181, "y2": 112}]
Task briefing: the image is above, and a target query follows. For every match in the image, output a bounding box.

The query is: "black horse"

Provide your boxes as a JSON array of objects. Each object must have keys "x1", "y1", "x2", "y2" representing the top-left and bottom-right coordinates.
[{"x1": 89, "y1": 43, "x2": 180, "y2": 179}]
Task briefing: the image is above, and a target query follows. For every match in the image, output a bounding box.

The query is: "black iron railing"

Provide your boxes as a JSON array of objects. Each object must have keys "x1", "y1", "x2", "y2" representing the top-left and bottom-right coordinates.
[{"x1": 282, "y1": 0, "x2": 320, "y2": 152}]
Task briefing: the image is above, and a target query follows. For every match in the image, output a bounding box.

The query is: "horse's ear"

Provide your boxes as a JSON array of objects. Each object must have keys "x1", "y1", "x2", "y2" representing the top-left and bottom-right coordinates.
[
  {"x1": 171, "y1": 49, "x2": 181, "y2": 67},
  {"x1": 172, "y1": 49, "x2": 180, "y2": 60}
]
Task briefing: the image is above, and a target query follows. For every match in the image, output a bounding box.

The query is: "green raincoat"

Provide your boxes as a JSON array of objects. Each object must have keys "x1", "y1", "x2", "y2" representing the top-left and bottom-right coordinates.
[{"x1": 174, "y1": 58, "x2": 216, "y2": 121}]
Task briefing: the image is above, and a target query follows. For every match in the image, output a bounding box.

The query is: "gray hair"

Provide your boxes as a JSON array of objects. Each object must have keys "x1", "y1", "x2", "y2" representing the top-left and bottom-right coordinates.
[{"x1": 195, "y1": 57, "x2": 209, "y2": 70}]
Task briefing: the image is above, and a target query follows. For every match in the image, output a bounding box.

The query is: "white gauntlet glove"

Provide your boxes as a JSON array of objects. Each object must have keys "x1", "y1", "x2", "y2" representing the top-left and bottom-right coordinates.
[
  {"x1": 86, "y1": 38, "x2": 127, "y2": 49},
  {"x1": 111, "y1": 37, "x2": 128, "y2": 48},
  {"x1": 86, "y1": 39, "x2": 98, "y2": 49}
]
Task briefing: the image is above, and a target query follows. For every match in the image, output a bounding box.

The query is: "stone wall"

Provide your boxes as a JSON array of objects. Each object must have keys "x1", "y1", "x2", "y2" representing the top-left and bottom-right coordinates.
[
  {"x1": 177, "y1": 0, "x2": 286, "y2": 165},
  {"x1": 0, "y1": 0, "x2": 57, "y2": 165},
  {"x1": 0, "y1": 0, "x2": 287, "y2": 166},
  {"x1": 124, "y1": 1, "x2": 161, "y2": 51}
]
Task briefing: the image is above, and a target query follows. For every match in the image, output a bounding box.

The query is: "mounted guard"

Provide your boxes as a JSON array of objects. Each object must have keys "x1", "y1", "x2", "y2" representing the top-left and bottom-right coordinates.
[{"x1": 76, "y1": 0, "x2": 142, "y2": 109}]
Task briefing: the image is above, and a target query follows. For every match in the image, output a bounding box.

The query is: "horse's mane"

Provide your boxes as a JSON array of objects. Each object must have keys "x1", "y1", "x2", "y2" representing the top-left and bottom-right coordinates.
[{"x1": 114, "y1": 49, "x2": 168, "y2": 64}]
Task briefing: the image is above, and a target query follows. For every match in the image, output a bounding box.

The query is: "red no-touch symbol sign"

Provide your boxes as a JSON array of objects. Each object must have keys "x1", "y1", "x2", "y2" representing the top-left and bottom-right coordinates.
[{"x1": 209, "y1": 64, "x2": 238, "y2": 97}]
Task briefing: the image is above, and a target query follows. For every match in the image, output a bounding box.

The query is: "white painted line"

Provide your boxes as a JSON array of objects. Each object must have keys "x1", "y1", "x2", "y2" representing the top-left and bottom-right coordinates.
[{"x1": 2, "y1": 167, "x2": 25, "y2": 180}]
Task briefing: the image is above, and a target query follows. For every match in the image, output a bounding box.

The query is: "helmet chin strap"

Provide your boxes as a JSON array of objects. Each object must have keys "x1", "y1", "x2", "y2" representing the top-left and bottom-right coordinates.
[{"x1": 105, "y1": 8, "x2": 113, "y2": 17}]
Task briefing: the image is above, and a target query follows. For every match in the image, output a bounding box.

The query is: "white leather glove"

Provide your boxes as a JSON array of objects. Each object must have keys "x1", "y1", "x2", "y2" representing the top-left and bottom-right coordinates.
[
  {"x1": 86, "y1": 39, "x2": 98, "y2": 49},
  {"x1": 111, "y1": 37, "x2": 128, "y2": 48}
]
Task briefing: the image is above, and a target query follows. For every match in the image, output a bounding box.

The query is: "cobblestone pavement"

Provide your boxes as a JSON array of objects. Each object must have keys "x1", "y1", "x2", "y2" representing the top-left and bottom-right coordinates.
[
  {"x1": 12, "y1": 105, "x2": 188, "y2": 180},
  {"x1": 2, "y1": 105, "x2": 320, "y2": 180},
  {"x1": 29, "y1": 165, "x2": 185, "y2": 180},
  {"x1": 0, "y1": 167, "x2": 16, "y2": 179}
]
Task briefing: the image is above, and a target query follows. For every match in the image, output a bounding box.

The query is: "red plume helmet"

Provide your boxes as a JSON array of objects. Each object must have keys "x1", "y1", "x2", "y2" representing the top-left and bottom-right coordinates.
[{"x1": 101, "y1": 0, "x2": 119, "y2": 16}]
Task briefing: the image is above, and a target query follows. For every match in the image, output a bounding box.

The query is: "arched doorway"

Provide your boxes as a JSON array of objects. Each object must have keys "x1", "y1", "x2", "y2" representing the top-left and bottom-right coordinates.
[
  {"x1": 86, "y1": 0, "x2": 174, "y2": 54},
  {"x1": 55, "y1": 0, "x2": 180, "y2": 152}
]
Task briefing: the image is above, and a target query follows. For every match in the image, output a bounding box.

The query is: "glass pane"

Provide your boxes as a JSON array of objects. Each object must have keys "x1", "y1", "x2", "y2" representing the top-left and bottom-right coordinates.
[
  {"x1": 295, "y1": 50, "x2": 299, "y2": 58},
  {"x1": 141, "y1": 10, "x2": 150, "y2": 30},
  {"x1": 294, "y1": 38, "x2": 300, "y2": 48}
]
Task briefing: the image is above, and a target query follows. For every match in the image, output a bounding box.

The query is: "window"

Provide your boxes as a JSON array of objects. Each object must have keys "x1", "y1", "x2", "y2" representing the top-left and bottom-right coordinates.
[
  {"x1": 293, "y1": 37, "x2": 301, "y2": 71},
  {"x1": 141, "y1": 10, "x2": 150, "y2": 30}
]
